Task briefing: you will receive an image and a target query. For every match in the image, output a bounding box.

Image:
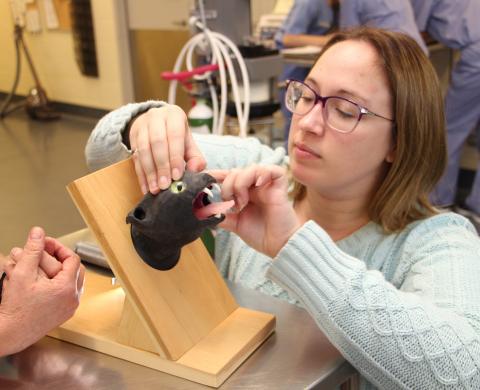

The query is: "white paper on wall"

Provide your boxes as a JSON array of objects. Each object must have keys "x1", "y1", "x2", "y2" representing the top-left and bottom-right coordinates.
[
  {"x1": 25, "y1": 7, "x2": 42, "y2": 32},
  {"x1": 9, "y1": 0, "x2": 27, "y2": 26},
  {"x1": 42, "y1": 0, "x2": 59, "y2": 29}
]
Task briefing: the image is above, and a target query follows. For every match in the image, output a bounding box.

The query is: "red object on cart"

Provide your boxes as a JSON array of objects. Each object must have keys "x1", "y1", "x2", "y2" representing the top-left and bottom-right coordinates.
[
  {"x1": 161, "y1": 64, "x2": 219, "y2": 107},
  {"x1": 161, "y1": 64, "x2": 219, "y2": 84}
]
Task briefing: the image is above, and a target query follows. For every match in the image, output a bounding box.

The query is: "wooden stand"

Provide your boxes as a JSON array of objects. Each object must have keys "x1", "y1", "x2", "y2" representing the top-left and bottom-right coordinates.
[{"x1": 48, "y1": 158, "x2": 275, "y2": 387}]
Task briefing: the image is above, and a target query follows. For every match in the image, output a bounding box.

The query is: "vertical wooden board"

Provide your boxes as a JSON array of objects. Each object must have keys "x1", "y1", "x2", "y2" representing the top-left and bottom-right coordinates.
[{"x1": 67, "y1": 158, "x2": 238, "y2": 360}]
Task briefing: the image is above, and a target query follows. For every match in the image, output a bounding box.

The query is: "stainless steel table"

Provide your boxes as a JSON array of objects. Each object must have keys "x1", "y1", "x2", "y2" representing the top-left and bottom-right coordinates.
[{"x1": 0, "y1": 230, "x2": 357, "y2": 389}]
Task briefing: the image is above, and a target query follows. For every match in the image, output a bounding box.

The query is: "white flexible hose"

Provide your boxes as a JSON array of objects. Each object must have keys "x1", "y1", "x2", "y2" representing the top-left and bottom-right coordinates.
[{"x1": 167, "y1": 17, "x2": 250, "y2": 137}]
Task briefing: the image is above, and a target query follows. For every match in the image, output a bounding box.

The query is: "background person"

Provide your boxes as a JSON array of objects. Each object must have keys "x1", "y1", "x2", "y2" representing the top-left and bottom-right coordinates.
[
  {"x1": 410, "y1": 0, "x2": 480, "y2": 226},
  {"x1": 340, "y1": 0, "x2": 427, "y2": 53}
]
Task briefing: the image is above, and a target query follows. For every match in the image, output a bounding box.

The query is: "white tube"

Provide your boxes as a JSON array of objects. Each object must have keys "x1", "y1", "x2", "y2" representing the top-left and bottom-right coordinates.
[
  {"x1": 168, "y1": 17, "x2": 251, "y2": 137},
  {"x1": 212, "y1": 32, "x2": 250, "y2": 137}
]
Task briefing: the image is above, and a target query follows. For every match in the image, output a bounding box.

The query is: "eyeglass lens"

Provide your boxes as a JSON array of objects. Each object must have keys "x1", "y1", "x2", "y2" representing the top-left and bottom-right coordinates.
[{"x1": 285, "y1": 81, "x2": 361, "y2": 133}]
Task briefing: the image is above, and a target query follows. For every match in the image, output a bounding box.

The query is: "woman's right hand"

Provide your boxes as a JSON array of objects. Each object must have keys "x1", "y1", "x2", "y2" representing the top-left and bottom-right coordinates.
[{"x1": 129, "y1": 105, "x2": 207, "y2": 194}]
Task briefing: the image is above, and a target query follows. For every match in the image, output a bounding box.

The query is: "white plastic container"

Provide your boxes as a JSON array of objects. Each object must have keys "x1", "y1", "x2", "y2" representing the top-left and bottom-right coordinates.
[{"x1": 188, "y1": 99, "x2": 213, "y2": 134}]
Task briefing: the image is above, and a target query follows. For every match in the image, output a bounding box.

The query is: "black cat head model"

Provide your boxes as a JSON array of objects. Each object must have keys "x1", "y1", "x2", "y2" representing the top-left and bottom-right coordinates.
[{"x1": 126, "y1": 171, "x2": 234, "y2": 270}]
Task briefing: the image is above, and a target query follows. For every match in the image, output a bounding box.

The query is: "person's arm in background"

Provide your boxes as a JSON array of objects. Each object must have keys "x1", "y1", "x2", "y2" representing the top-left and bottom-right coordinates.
[
  {"x1": 283, "y1": 34, "x2": 331, "y2": 48},
  {"x1": 275, "y1": 0, "x2": 333, "y2": 49},
  {"x1": 0, "y1": 227, "x2": 84, "y2": 357}
]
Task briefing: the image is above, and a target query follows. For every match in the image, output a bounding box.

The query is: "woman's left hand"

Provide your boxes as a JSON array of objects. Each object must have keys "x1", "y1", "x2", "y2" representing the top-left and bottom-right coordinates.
[{"x1": 208, "y1": 165, "x2": 302, "y2": 258}]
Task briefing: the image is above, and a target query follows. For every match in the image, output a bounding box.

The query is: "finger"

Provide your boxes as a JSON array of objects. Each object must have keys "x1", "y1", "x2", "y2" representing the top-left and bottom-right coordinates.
[
  {"x1": 14, "y1": 227, "x2": 45, "y2": 279},
  {"x1": 250, "y1": 165, "x2": 290, "y2": 206},
  {"x1": 15, "y1": 244, "x2": 60, "y2": 278},
  {"x1": 205, "y1": 169, "x2": 230, "y2": 183},
  {"x1": 149, "y1": 118, "x2": 171, "y2": 192},
  {"x1": 232, "y1": 166, "x2": 260, "y2": 210},
  {"x1": 9, "y1": 247, "x2": 21, "y2": 263},
  {"x1": 185, "y1": 127, "x2": 207, "y2": 172},
  {"x1": 39, "y1": 252, "x2": 62, "y2": 278},
  {"x1": 249, "y1": 166, "x2": 277, "y2": 191},
  {"x1": 136, "y1": 123, "x2": 160, "y2": 194},
  {"x1": 55, "y1": 252, "x2": 81, "y2": 286},
  {"x1": 220, "y1": 169, "x2": 244, "y2": 211},
  {"x1": 165, "y1": 107, "x2": 187, "y2": 180},
  {"x1": 254, "y1": 165, "x2": 287, "y2": 187},
  {"x1": 3, "y1": 259, "x2": 16, "y2": 279},
  {"x1": 44, "y1": 237, "x2": 76, "y2": 263},
  {"x1": 131, "y1": 145, "x2": 148, "y2": 195},
  {"x1": 219, "y1": 169, "x2": 239, "y2": 201}
]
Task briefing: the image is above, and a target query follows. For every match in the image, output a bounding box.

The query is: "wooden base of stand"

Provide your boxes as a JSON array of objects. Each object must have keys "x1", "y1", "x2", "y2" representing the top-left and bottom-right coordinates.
[{"x1": 49, "y1": 268, "x2": 275, "y2": 387}]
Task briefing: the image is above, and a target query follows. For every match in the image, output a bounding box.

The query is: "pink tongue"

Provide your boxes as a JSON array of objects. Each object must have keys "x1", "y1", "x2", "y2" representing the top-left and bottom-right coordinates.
[{"x1": 194, "y1": 199, "x2": 235, "y2": 220}]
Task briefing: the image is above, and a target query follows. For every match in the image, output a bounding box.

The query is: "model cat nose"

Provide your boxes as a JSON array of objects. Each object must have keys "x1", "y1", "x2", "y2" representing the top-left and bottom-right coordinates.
[{"x1": 126, "y1": 206, "x2": 146, "y2": 224}]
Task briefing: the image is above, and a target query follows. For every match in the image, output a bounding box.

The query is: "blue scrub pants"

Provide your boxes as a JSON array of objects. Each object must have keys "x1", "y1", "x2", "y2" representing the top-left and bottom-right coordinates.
[{"x1": 432, "y1": 42, "x2": 480, "y2": 213}]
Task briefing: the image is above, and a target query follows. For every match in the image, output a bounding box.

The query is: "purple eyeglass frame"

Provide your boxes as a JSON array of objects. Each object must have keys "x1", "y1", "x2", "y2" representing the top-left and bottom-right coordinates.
[{"x1": 286, "y1": 79, "x2": 395, "y2": 133}]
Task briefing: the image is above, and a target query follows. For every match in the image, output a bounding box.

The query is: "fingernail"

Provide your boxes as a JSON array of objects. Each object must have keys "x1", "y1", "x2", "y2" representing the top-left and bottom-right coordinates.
[
  {"x1": 172, "y1": 168, "x2": 181, "y2": 181},
  {"x1": 159, "y1": 176, "x2": 169, "y2": 190},
  {"x1": 255, "y1": 176, "x2": 264, "y2": 187},
  {"x1": 149, "y1": 179, "x2": 158, "y2": 192},
  {"x1": 30, "y1": 227, "x2": 43, "y2": 239}
]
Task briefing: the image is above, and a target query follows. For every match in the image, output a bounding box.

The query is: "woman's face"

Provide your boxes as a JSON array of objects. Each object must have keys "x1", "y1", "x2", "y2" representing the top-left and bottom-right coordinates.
[{"x1": 288, "y1": 40, "x2": 395, "y2": 200}]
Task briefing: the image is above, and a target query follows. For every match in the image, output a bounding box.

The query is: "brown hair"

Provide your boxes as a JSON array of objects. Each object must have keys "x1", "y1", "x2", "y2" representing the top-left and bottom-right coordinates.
[{"x1": 289, "y1": 27, "x2": 447, "y2": 232}]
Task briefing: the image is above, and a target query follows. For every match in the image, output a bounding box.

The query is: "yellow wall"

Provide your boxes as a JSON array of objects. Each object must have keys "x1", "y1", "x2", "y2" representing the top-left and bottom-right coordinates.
[{"x1": 0, "y1": 0, "x2": 133, "y2": 110}]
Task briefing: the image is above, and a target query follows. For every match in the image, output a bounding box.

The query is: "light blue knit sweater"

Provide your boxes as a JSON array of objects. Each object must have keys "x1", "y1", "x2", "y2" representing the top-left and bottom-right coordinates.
[{"x1": 86, "y1": 102, "x2": 480, "y2": 389}]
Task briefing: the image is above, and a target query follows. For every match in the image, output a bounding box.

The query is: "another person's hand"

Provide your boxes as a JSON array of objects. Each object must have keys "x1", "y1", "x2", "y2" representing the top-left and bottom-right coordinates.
[
  {"x1": 0, "y1": 227, "x2": 84, "y2": 356},
  {"x1": 209, "y1": 165, "x2": 302, "y2": 258},
  {"x1": 129, "y1": 105, "x2": 207, "y2": 194},
  {"x1": 7, "y1": 238, "x2": 64, "y2": 279}
]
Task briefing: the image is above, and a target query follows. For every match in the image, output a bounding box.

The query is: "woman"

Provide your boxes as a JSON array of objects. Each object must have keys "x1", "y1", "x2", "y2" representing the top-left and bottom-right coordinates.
[{"x1": 86, "y1": 28, "x2": 480, "y2": 388}]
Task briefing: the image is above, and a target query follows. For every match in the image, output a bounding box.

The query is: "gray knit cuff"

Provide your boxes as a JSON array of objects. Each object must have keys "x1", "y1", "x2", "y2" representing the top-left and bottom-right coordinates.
[
  {"x1": 267, "y1": 220, "x2": 365, "y2": 311},
  {"x1": 85, "y1": 100, "x2": 165, "y2": 171}
]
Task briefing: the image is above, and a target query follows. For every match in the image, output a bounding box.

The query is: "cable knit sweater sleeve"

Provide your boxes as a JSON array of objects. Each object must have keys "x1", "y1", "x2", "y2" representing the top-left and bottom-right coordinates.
[
  {"x1": 267, "y1": 216, "x2": 480, "y2": 389},
  {"x1": 85, "y1": 101, "x2": 287, "y2": 172},
  {"x1": 85, "y1": 100, "x2": 166, "y2": 171}
]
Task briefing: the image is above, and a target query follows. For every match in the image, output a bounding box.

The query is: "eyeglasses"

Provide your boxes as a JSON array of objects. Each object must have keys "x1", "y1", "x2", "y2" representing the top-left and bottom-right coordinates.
[{"x1": 285, "y1": 79, "x2": 395, "y2": 134}]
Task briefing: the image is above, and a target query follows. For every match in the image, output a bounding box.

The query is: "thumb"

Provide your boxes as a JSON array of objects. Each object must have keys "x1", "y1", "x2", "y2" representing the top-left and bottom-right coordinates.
[
  {"x1": 185, "y1": 131, "x2": 206, "y2": 172},
  {"x1": 15, "y1": 227, "x2": 45, "y2": 276}
]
